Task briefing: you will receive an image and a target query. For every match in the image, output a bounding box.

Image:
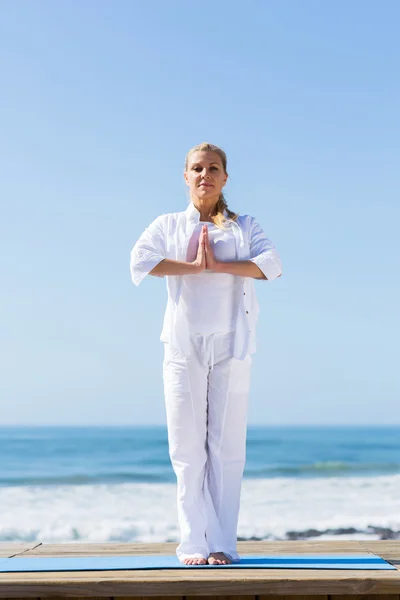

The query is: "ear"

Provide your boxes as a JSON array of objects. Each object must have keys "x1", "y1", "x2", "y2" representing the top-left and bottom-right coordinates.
[{"x1": 183, "y1": 171, "x2": 190, "y2": 186}]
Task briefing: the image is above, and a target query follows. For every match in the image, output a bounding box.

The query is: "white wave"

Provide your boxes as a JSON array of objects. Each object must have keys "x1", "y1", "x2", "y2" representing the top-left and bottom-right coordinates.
[{"x1": 1, "y1": 474, "x2": 399, "y2": 543}]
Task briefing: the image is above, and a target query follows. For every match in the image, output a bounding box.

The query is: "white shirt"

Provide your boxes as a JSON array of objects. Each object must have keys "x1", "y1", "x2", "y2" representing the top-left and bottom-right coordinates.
[
  {"x1": 182, "y1": 221, "x2": 241, "y2": 334},
  {"x1": 130, "y1": 202, "x2": 282, "y2": 360}
]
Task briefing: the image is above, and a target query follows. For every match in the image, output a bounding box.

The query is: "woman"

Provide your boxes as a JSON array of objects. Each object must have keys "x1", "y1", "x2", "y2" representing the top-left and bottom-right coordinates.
[{"x1": 130, "y1": 142, "x2": 282, "y2": 566}]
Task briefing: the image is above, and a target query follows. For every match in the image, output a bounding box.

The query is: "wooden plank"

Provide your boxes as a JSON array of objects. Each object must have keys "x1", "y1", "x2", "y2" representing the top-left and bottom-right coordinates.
[
  {"x1": 119, "y1": 596, "x2": 182, "y2": 600},
  {"x1": 331, "y1": 595, "x2": 400, "y2": 600},
  {"x1": 0, "y1": 544, "x2": 39, "y2": 558},
  {"x1": 237, "y1": 541, "x2": 369, "y2": 555},
  {"x1": 186, "y1": 596, "x2": 254, "y2": 600},
  {"x1": 23, "y1": 543, "x2": 179, "y2": 556},
  {"x1": 0, "y1": 542, "x2": 398, "y2": 597},
  {"x1": 22, "y1": 540, "x2": 372, "y2": 557},
  {"x1": 259, "y1": 596, "x2": 328, "y2": 600},
  {"x1": 359, "y1": 541, "x2": 400, "y2": 562},
  {"x1": 0, "y1": 568, "x2": 400, "y2": 597}
]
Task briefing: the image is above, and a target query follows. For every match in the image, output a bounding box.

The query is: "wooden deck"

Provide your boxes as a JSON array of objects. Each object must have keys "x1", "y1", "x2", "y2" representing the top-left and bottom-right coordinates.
[{"x1": 0, "y1": 541, "x2": 399, "y2": 598}]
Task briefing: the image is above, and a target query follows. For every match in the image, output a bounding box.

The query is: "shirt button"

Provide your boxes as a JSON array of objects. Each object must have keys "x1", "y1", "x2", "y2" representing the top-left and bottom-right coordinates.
[
  {"x1": 246, "y1": 310, "x2": 249, "y2": 314},
  {"x1": 243, "y1": 292, "x2": 246, "y2": 296}
]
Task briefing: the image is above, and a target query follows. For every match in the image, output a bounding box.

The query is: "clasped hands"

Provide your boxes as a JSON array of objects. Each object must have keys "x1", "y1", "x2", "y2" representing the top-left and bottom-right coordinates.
[{"x1": 191, "y1": 224, "x2": 219, "y2": 273}]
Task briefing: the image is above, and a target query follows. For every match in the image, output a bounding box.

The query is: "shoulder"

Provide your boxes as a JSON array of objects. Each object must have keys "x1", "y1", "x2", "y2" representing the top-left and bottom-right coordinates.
[
  {"x1": 152, "y1": 209, "x2": 187, "y2": 224},
  {"x1": 234, "y1": 213, "x2": 256, "y2": 230},
  {"x1": 153, "y1": 208, "x2": 196, "y2": 232},
  {"x1": 146, "y1": 211, "x2": 182, "y2": 228}
]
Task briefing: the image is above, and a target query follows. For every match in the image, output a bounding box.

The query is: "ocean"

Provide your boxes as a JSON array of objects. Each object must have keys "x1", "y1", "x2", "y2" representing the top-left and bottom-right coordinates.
[{"x1": 1, "y1": 426, "x2": 399, "y2": 543}]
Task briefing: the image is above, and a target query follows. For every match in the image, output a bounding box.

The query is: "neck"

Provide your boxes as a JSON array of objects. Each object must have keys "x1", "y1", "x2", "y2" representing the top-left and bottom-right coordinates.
[{"x1": 191, "y1": 197, "x2": 219, "y2": 222}]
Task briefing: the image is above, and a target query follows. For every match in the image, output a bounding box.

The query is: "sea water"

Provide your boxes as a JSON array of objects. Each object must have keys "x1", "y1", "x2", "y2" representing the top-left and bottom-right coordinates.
[{"x1": 0, "y1": 426, "x2": 399, "y2": 542}]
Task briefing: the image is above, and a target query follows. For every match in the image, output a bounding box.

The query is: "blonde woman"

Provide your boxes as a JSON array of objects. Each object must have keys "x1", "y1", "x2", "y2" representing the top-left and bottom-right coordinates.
[{"x1": 130, "y1": 142, "x2": 282, "y2": 566}]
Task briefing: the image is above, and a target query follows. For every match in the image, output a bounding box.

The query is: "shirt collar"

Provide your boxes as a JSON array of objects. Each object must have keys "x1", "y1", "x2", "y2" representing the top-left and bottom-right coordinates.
[
  {"x1": 185, "y1": 202, "x2": 200, "y2": 223},
  {"x1": 185, "y1": 201, "x2": 228, "y2": 222}
]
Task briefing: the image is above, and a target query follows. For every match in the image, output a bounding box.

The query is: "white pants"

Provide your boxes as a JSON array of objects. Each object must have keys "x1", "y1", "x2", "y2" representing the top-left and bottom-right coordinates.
[{"x1": 163, "y1": 331, "x2": 252, "y2": 562}]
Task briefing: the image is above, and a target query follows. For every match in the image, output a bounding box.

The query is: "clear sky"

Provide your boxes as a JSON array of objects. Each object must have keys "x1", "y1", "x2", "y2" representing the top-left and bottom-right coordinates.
[{"x1": 1, "y1": 0, "x2": 399, "y2": 426}]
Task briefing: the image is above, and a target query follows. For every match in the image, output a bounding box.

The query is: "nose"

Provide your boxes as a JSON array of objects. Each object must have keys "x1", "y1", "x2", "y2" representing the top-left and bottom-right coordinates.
[{"x1": 201, "y1": 168, "x2": 211, "y2": 178}]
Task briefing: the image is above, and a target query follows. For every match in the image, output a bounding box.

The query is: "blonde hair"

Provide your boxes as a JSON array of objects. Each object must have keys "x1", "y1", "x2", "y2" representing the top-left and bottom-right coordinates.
[{"x1": 185, "y1": 142, "x2": 238, "y2": 228}]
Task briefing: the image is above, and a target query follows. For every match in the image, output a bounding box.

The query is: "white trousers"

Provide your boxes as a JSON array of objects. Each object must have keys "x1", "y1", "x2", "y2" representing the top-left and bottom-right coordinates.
[{"x1": 163, "y1": 331, "x2": 252, "y2": 562}]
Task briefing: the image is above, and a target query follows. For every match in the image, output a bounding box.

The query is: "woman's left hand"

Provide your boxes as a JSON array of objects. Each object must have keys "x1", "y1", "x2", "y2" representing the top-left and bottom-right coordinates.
[{"x1": 204, "y1": 225, "x2": 220, "y2": 271}]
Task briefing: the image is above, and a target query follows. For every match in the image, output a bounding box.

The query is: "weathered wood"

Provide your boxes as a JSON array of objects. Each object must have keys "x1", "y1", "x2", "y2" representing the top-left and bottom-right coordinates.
[
  {"x1": 186, "y1": 596, "x2": 254, "y2": 600},
  {"x1": 22, "y1": 541, "x2": 371, "y2": 556},
  {"x1": 331, "y1": 595, "x2": 400, "y2": 600},
  {"x1": 360, "y1": 542, "x2": 400, "y2": 562},
  {"x1": 119, "y1": 596, "x2": 183, "y2": 600},
  {"x1": 237, "y1": 541, "x2": 372, "y2": 557},
  {"x1": 1, "y1": 570, "x2": 400, "y2": 597},
  {"x1": 23, "y1": 543, "x2": 179, "y2": 556},
  {"x1": 0, "y1": 544, "x2": 39, "y2": 558},
  {"x1": 0, "y1": 542, "x2": 398, "y2": 597},
  {"x1": 259, "y1": 595, "x2": 328, "y2": 600}
]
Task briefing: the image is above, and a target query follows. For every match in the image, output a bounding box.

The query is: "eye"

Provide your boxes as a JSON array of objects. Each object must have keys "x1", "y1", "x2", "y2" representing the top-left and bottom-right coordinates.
[
  {"x1": 191, "y1": 165, "x2": 220, "y2": 173},
  {"x1": 192, "y1": 165, "x2": 219, "y2": 171}
]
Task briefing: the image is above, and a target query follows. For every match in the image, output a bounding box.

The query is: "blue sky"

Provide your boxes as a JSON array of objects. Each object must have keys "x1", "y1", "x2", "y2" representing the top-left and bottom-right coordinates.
[{"x1": 1, "y1": 0, "x2": 399, "y2": 425}]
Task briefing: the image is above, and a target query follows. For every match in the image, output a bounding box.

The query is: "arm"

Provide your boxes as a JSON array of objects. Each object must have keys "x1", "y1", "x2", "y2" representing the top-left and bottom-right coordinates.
[
  {"x1": 151, "y1": 223, "x2": 207, "y2": 276},
  {"x1": 204, "y1": 218, "x2": 282, "y2": 280},
  {"x1": 213, "y1": 259, "x2": 268, "y2": 279},
  {"x1": 150, "y1": 259, "x2": 202, "y2": 277},
  {"x1": 131, "y1": 219, "x2": 208, "y2": 284}
]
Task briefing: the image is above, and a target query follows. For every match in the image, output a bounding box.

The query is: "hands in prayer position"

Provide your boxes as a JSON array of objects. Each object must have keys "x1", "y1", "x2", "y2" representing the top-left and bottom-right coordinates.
[{"x1": 192, "y1": 224, "x2": 219, "y2": 273}]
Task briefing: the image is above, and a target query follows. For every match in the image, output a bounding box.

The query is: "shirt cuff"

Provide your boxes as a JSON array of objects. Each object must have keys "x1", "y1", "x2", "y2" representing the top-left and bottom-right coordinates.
[
  {"x1": 250, "y1": 253, "x2": 282, "y2": 281},
  {"x1": 130, "y1": 252, "x2": 165, "y2": 286}
]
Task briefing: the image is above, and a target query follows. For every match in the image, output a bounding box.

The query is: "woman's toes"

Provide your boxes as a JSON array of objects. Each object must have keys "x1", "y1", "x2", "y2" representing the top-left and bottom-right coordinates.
[
  {"x1": 182, "y1": 557, "x2": 206, "y2": 565},
  {"x1": 208, "y1": 552, "x2": 232, "y2": 565}
]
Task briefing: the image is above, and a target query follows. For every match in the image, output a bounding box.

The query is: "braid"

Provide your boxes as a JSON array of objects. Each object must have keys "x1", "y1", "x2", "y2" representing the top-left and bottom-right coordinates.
[{"x1": 213, "y1": 192, "x2": 238, "y2": 228}]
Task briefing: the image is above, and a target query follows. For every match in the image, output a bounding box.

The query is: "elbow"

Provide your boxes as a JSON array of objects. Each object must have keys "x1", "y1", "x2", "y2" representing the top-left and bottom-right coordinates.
[
  {"x1": 148, "y1": 258, "x2": 167, "y2": 279},
  {"x1": 252, "y1": 252, "x2": 282, "y2": 281},
  {"x1": 149, "y1": 265, "x2": 165, "y2": 278}
]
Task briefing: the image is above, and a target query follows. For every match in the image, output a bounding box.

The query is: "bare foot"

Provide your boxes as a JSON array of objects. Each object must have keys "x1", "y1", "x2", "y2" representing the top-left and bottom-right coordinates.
[
  {"x1": 207, "y1": 552, "x2": 232, "y2": 565},
  {"x1": 182, "y1": 557, "x2": 207, "y2": 565}
]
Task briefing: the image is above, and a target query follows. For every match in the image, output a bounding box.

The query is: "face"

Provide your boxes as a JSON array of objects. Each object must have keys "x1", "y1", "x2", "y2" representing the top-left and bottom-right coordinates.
[{"x1": 184, "y1": 151, "x2": 228, "y2": 204}]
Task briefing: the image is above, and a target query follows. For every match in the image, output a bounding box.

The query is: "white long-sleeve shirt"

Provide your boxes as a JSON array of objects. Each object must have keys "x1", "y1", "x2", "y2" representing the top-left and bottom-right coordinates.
[{"x1": 130, "y1": 202, "x2": 282, "y2": 360}]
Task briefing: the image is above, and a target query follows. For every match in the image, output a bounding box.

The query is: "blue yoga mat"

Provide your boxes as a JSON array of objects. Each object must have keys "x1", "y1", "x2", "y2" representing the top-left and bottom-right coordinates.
[{"x1": 0, "y1": 554, "x2": 395, "y2": 571}]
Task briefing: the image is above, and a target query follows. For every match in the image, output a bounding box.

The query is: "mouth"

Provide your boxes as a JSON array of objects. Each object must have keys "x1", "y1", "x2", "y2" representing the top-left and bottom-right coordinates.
[{"x1": 199, "y1": 182, "x2": 213, "y2": 187}]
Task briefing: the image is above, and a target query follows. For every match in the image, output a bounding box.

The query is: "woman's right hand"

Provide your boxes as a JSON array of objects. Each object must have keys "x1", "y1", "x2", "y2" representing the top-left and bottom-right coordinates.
[{"x1": 191, "y1": 225, "x2": 207, "y2": 273}]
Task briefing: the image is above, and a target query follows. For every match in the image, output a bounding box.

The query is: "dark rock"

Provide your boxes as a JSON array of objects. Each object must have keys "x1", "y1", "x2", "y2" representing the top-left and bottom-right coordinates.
[{"x1": 286, "y1": 529, "x2": 323, "y2": 540}]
